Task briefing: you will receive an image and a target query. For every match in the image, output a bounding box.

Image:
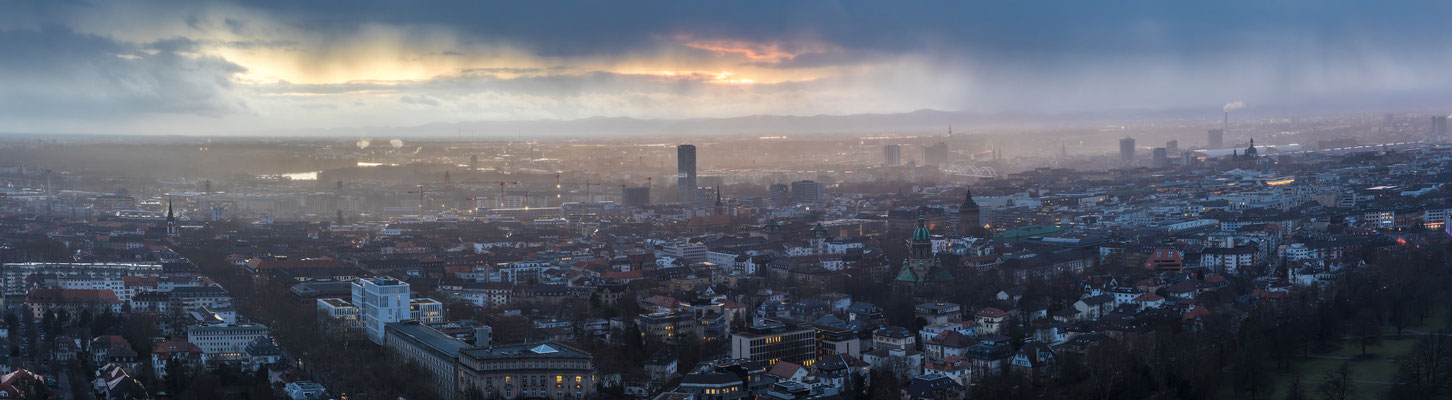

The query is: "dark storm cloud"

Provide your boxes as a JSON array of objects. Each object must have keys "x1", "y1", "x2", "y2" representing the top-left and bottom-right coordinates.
[
  {"x1": 0, "y1": 26, "x2": 249, "y2": 121},
  {"x1": 225, "y1": 0, "x2": 1452, "y2": 63}
]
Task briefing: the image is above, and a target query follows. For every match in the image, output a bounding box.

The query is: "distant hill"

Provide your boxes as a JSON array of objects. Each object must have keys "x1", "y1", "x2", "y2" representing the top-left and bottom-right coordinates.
[{"x1": 305, "y1": 109, "x2": 1049, "y2": 138}]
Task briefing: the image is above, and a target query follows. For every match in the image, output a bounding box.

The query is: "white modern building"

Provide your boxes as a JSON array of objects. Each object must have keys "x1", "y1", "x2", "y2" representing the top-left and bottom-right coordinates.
[
  {"x1": 410, "y1": 298, "x2": 445, "y2": 324},
  {"x1": 186, "y1": 323, "x2": 269, "y2": 360},
  {"x1": 316, "y1": 297, "x2": 361, "y2": 329},
  {"x1": 354, "y1": 277, "x2": 412, "y2": 344}
]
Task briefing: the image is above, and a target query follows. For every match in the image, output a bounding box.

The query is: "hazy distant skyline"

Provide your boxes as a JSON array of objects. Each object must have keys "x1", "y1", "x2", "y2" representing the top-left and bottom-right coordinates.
[{"x1": 3, "y1": 0, "x2": 1451, "y2": 135}]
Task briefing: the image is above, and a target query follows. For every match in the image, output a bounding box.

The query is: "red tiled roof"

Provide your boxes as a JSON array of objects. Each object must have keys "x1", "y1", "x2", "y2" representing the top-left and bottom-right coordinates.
[
  {"x1": 975, "y1": 307, "x2": 1008, "y2": 318},
  {"x1": 152, "y1": 339, "x2": 203, "y2": 356},
  {"x1": 1132, "y1": 293, "x2": 1164, "y2": 302},
  {"x1": 767, "y1": 361, "x2": 804, "y2": 379},
  {"x1": 27, "y1": 288, "x2": 120, "y2": 304}
]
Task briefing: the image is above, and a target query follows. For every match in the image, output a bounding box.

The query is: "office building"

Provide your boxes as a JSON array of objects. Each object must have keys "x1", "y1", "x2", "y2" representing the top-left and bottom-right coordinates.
[
  {"x1": 1208, "y1": 129, "x2": 1224, "y2": 149},
  {"x1": 729, "y1": 321, "x2": 817, "y2": 367},
  {"x1": 385, "y1": 321, "x2": 467, "y2": 400},
  {"x1": 635, "y1": 312, "x2": 695, "y2": 344},
  {"x1": 769, "y1": 184, "x2": 791, "y2": 206},
  {"x1": 1119, "y1": 137, "x2": 1136, "y2": 164},
  {"x1": 1166, "y1": 140, "x2": 1179, "y2": 154},
  {"x1": 677, "y1": 145, "x2": 698, "y2": 204},
  {"x1": 677, "y1": 373, "x2": 747, "y2": 400},
  {"x1": 622, "y1": 186, "x2": 650, "y2": 206},
  {"x1": 354, "y1": 277, "x2": 412, "y2": 344},
  {"x1": 316, "y1": 297, "x2": 361, "y2": 331},
  {"x1": 411, "y1": 298, "x2": 445, "y2": 324},
  {"x1": 662, "y1": 242, "x2": 708, "y2": 263},
  {"x1": 883, "y1": 144, "x2": 902, "y2": 166},
  {"x1": 695, "y1": 187, "x2": 717, "y2": 206},
  {"x1": 922, "y1": 142, "x2": 949, "y2": 166},
  {"x1": 791, "y1": 180, "x2": 823, "y2": 205},
  {"x1": 187, "y1": 323, "x2": 269, "y2": 358},
  {"x1": 427, "y1": 320, "x2": 494, "y2": 347},
  {"x1": 1435, "y1": 115, "x2": 1449, "y2": 139},
  {"x1": 1153, "y1": 147, "x2": 1169, "y2": 168},
  {"x1": 93, "y1": 194, "x2": 138, "y2": 211},
  {"x1": 455, "y1": 342, "x2": 596, "y2": 399}
]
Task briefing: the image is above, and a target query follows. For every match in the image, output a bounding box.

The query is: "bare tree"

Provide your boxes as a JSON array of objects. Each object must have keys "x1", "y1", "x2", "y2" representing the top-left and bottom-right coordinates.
[
  {"x1": 1391, "y1": 329, "x2": 1452, "y2": 398},
  {"x1": 1317, "y1": 363, "x2": 1354, "y2": 400}
]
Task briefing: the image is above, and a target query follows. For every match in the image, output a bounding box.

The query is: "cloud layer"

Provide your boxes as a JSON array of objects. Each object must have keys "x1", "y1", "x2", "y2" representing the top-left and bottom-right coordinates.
[{"x1": 1, "y1": 0, "x2": 1451, "y2": 135}]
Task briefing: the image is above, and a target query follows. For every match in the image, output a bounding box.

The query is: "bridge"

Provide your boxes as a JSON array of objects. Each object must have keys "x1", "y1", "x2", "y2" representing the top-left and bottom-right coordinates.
[{"x1": 943, "y1": 164, "x2": 998, "y2": 178}]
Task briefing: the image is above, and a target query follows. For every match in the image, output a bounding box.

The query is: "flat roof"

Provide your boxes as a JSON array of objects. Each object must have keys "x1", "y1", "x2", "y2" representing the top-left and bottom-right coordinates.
[
  {"x1": 460, "y1": 342, "x2": 591, "y2": 360},
  {"x1": 386, "y1": 322, "x2": 468, "y2": 358},
  {"x1": 319, "y1": 298, "x2": 353, "y2": 308}
]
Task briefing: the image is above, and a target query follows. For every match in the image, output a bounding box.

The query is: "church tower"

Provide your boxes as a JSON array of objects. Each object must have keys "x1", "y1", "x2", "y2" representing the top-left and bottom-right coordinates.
[
  {"x1": 714, "y1": 187, "x2": 724, "y2": 216},
  {"x1": 810, "y1": 223, "x2": 828, "y2": 256},
  {"x1": 895, "y1": 214, "x2": 952, "y2": 295},
  {"x1": 959, "y1": 187, "x2": 986, "y2": 238},
  {"x1": 166, "y1": 198, "x2": 178, "y2": 238}
]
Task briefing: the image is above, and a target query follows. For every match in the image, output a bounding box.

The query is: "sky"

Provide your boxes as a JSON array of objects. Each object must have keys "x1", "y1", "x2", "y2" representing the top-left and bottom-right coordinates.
[{"x1": 2, "y1": 0, "x2": 1450, "y2": 135}]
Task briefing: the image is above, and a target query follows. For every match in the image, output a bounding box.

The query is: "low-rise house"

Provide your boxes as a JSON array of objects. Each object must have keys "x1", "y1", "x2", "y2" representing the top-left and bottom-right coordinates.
[
  {"x1": 964, "y1": 335, "x2": 1014, "y2": 379},
  {"x1": 863, "y1": 347, "x2": 923, "y2": 379},
  {"x1": 923, "y1": 357, "x2": 972, "y2": 389},
  {"x1": 974, "y1": 307, "x2": 1009, "y2": 334},
  {"x1": 1010, "y1": 342, "x2": 1056, "y2": 381},
  {"x1": 901, "y1": 373, "x2": 964, "y2": 400},
  {"x1": 1073, "y1": 294, "x2": 1116, "y2": 320},
  {"x1": 872, "y1": 326, "x2": 916, "y2": 351},
  {"x1": 151, "y1": 339, "x2": 205, "y2": 379}
]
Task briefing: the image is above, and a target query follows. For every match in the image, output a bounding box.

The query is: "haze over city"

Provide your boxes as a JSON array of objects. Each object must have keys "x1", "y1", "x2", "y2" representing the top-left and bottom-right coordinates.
[{"x1": 4, "y1": 2, "x2": 1452, "y2": 400}]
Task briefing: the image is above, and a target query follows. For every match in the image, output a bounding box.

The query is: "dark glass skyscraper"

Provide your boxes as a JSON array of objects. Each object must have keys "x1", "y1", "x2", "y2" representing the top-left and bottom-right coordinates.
[
  {"x1": 1119, "y1": 137, "x2": 1136, "y2": 163},
  {"x1": 677, "y1": 144, "x2": 697, "y2": 204}
]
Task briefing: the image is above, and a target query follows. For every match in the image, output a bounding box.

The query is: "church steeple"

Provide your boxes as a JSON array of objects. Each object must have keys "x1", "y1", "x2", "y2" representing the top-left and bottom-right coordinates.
[
  {"x1": 713, "y1": 186, "x2": 723, "y2": 216},
  {"x1": 959, "y1": 187, "x2": 986, "y2": 238},
  {"x1": 165, "y1": 197, "x2": 178, "y2": 238}
]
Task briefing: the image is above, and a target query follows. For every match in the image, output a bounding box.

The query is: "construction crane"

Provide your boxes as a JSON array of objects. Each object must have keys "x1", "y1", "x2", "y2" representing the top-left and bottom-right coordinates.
[{"x1": 495, "y1": 181, "x2": 517, "y2": 208}]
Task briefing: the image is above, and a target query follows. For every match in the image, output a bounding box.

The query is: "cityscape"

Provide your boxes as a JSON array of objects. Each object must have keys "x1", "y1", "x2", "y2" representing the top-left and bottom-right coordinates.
[{"x1": 3, "y1": 1, "x2": 1452, "y2": 400}]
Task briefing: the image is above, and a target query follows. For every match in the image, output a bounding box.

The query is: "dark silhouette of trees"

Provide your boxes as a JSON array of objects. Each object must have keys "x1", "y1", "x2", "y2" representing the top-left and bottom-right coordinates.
[
  {"x1": 1390, "y1": 329, "x2": 1452, "y2": 398},
  {"x1": 1317, "y1": 363, "x2": 1355, "y2": 400}
]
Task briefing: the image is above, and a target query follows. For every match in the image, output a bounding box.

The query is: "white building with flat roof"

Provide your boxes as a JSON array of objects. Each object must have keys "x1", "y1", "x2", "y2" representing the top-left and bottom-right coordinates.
[
  {"x1": 354, "y1": 277, "x2": 411, "y2": 344},
  {"x1": 187, "y1": 323, "x2": 269, "y2": 360},
  {"x1": 410, "y1": 298, "x2": 444, "y2": 324}
]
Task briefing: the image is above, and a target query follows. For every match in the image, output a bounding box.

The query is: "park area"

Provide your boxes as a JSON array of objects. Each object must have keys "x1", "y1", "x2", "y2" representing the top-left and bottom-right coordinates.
[{"x1": 1244, "y1": 305, "x2": 1450, "y2": 399}]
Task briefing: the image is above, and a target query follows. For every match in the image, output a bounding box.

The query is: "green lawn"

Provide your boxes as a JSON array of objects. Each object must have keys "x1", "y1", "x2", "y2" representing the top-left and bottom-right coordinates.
[
  {"x1": 1250, "y1": 306, "x2": 1447, "y2": 400},
  {"x1": 1261, "y1": 339, "x2": 1409, "y2": 398}
]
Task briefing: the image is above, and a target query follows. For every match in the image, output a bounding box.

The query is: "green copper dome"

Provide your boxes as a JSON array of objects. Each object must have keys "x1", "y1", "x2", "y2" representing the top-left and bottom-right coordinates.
[{"x1": 912, "y1": 214, "x2": 931, "y2": 241}]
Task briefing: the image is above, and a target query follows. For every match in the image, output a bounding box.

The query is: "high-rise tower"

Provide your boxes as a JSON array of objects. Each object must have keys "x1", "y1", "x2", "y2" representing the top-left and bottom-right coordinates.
[
  {"x1": 677, "y1": 145, "x2": 697, "y2": 204},
  {"x1": 883, "y1": 144, "x2": 902, "y2": 166}
]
